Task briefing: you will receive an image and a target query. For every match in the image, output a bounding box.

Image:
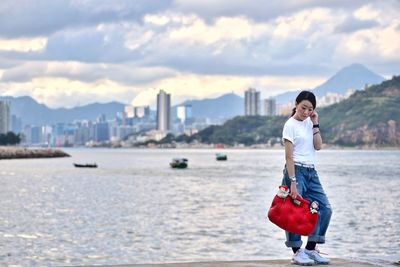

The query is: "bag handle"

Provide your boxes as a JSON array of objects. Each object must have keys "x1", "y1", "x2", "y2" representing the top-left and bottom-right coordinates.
[{"x1": 291, "y1": 195, "x2": 310, "y2": 206}]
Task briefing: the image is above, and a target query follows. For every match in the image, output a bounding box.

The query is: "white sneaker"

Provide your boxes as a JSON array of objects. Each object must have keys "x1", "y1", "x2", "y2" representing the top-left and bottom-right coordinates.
[
  {"x1": 304, "y1": 249, "x2": 330, "y2": 265},
  {"x1": 291, "y1": 248, "x2": 315, "y2": 266}
]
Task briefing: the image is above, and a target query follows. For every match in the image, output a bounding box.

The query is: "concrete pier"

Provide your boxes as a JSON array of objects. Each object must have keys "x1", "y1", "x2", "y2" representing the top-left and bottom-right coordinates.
[
  {"x1": 73, "y1": 258, "x2": 384, "y2": 267},
  {"x1": 0, "y1": 146, "x2": 70, "y2": 159}
]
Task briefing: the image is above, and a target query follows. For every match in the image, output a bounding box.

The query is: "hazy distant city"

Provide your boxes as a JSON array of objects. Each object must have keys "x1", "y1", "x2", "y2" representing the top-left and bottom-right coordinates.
[{"x1": 0, "y1": 84, "x2": 355, "y2": 147}]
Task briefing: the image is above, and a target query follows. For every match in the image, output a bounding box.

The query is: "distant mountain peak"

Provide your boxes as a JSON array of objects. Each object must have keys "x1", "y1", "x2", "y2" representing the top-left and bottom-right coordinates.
[
  {"x1": 342, "y1": 63, "x2": 368, "y2": 69},
  {"x1": 329, "y1": 63, "x2": 381, "y2": 81},
  {"x1": 313, "y1": 63, "x2": 385, "y2": 96},
  {"x1": 274, "y1": 63, "x2": 385, "y2": 104}
]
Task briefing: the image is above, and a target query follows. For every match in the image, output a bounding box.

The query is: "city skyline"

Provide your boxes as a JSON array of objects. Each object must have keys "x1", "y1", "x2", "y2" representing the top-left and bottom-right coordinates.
[
  {"x1": 0, "y1": 73, "x2": 392, "y2": 146},
  {"x1": 0, "y1": 1, "x2": 399, "y2": 109}
]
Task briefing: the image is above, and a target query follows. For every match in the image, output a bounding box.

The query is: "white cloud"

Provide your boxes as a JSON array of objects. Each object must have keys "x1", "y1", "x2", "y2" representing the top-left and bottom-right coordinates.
[
  {"x1": 125, "y1": 30, "x2": 155, "y2": 50},
  {"x1": 172, "y1": 0, "x2": 371, "y2": 22},
  {"x1": 273, "y1": 8, "x2": 333, "y2": 38},
  {"x1": 131, "y1": 88, "x2": 160, "y2": 107},
  {"x1": 144, "y1": 14, "x2": 172, "y2": 26},
  {"x1": 0, "y1": 60, "x2": 176, "y2": 85},
  {"x1": 0, "y1": 77, "x2": 138, "y2": 108},
  {"x1": 168, "y1": 16, "x2": 268, "y2": 45},
  {"x1": 0, "y1": 0, "x2": 399, "y2": 108},
  {"x1": 0, "y1": 37, "x2": 47, "y2": 52},
  {"x1": 337, "y1": 19, "x2": 400, "y2": 61},
  {"x1": 0, "y1": 0, "x2": 172, "y2": 38}
]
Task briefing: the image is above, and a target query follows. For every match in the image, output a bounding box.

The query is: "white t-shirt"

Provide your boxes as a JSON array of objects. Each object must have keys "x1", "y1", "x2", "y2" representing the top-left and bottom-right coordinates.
[{"x1": 282, "y1": 117, "x2": 316, "y2": 165}]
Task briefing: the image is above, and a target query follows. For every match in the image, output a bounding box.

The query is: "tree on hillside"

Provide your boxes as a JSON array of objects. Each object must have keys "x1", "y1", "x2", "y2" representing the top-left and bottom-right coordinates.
[{"x1": 0, "y1": 132, "x2": 21, "y2": 145}]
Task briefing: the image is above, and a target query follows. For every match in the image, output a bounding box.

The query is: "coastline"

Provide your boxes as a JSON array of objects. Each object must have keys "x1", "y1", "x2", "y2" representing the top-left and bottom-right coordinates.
[
  {"x1": 0, "y1": 146, "x2": 70, "y2": 159},
  {"x1": 69, "y1": 144, "x2": 399, "y2": 150},
  {"x1": 69, "y1": 258, "x2": 384, "y2": 267}
]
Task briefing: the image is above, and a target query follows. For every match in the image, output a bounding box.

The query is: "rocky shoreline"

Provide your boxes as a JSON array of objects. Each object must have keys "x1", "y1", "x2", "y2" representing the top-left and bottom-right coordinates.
[{"x1": 0, "y1": 146, "x2": 70, "y2": 159}]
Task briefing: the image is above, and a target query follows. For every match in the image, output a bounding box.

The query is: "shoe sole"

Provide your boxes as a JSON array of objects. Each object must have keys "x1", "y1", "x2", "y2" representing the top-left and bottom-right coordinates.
[
  {"x1": 306, "y1": 255, "x2": 330, "y2": 265},
  {"x1": 314, "y1": 261, "x2": 330, "y2": 265},
  {"x1": 291, "y1": 259, "x2": 314, "y2": 266}
]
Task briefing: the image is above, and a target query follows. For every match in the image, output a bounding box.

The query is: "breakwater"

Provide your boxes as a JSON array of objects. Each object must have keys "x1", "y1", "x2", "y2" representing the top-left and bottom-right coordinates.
[{"x1": 0, "y1": 146, "x2": 70, "y2": 159}]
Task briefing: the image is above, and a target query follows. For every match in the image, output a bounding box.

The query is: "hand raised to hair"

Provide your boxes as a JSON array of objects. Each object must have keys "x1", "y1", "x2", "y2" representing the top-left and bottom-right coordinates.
[{"x1": 310, "y1": 111, "x2": 319, "y2": 124}]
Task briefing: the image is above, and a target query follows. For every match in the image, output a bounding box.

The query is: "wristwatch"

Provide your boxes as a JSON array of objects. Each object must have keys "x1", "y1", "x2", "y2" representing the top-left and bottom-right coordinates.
[{"x1": 289, "y1": 176, "x2": 297, "y2": 182}]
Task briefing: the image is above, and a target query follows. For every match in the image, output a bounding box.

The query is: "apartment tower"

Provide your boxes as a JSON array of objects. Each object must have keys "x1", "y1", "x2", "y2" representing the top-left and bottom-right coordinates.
[
  {"x1": 0, "y1": 100, "x2": 11, "y2": 134},
  {"x1": 264, "y1": 98, "x2": 277, "y2": 116},
  {"x1": 156, "y1": 90, "x2": 171, "y2": 132},
  {"x1": 244, "y1": 88, "x2": 260, "y2": 116}
]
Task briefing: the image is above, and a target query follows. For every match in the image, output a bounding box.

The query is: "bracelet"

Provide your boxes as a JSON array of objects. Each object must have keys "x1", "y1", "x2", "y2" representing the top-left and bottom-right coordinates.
[
  {"x1": 313, "y1": 124, "x2": 319, "y2": 128},
  {"x1": 313, "y1": 131, "x2": 320, "y2": 135},
  {"x1": 289, "y1": 176, "x2": 296, "y2": 182}
]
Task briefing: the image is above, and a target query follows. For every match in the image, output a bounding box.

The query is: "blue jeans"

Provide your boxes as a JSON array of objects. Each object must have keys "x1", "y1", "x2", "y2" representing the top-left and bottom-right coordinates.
[{"x1": 282, "y1": 164, "x2": 332, "y2": 248}]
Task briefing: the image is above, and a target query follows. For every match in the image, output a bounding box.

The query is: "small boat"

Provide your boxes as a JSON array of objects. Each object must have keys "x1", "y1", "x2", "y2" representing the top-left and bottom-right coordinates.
[
  {"x1": 170, "y1": 158, "x2": 188, "y2": 169},
  {"x1": 216, "y1": 153, "x2": 227, "y2": 161},
  {"x1": 74, "y1": 163, "x2": 98, "y2": 168}
]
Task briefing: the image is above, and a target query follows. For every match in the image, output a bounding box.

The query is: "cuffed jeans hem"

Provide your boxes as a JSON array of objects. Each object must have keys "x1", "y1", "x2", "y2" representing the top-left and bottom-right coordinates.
[
  {"x1": 308, "y1": 235, "x2": 326, "y2": 244},
  {"x1": 285, "y1": 240, "x2": 303, "y2": 248}
]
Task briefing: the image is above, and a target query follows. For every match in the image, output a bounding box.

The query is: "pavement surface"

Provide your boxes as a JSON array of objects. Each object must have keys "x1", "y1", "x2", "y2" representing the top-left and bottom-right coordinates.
[{"x1": 71, "y1": 258, "x2": 394, "y2": 267}]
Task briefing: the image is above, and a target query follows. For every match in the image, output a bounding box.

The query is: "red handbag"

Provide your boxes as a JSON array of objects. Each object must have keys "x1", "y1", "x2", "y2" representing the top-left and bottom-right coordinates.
[{"x1": 268, "y1": 185, "x2": 318, "y2": 236}]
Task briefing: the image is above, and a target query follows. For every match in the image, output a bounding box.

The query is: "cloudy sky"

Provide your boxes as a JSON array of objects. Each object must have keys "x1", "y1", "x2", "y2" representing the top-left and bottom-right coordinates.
[{"x1": 0, "y1": 0, "x2": 399, "y2": 108}]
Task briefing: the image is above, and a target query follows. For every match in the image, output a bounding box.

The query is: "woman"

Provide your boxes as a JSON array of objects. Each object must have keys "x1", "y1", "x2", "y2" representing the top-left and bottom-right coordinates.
[{"x1": 282, "y1": 91, "x2": 332, "y2": 265}]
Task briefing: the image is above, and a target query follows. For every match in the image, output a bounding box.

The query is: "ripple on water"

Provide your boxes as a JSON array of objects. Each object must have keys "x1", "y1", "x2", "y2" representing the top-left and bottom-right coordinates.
[{"x1": 0, "y1": 149, "x2": 399, "y2": 266}]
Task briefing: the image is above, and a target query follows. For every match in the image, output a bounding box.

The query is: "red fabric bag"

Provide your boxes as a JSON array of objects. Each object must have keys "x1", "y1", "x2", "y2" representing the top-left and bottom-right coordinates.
[{"x1": 268, "y1": 185, "x2": 318, "y2": 236}]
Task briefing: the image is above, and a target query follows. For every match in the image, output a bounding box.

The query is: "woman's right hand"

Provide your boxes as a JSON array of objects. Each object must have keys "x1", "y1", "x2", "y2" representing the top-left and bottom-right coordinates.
[{"x1": 290, "y1": 182, "x2": 299, "y2": 199}]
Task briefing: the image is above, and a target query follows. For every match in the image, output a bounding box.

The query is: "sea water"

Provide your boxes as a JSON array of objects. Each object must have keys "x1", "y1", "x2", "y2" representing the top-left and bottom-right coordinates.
[{"x1": 0, "y1": 148, "x2": 399, "y2": 266}]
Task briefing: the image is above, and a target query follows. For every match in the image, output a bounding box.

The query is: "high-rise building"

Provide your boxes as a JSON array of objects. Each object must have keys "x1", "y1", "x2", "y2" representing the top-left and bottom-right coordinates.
[
  {"x1": 124, "y1": 105, "x2": 135, "y2": 118},
  {"x1": 244, "y1": 88, "x2": 260, "y2": 116},
  {"x1": 264, "y1": 98, "x2": 277, "y2": 116},
  {"x1": 177, "y1": 104, "x2": 192, "y2": 124},
  {"x1": 30, "y1": 126, "x2": 41, "y2": 144},
  {"x1": 93, "y1": 114, "x2": 109, "y2": 142},
  {"x1": 94, "y1": 122, "x2": 109, "y2": 142},
  {"x1": 134, "y1": 105, "x2": 150, "y2": 118},
  {"x1": 156, "y1": 90, "x2": 171, "y2": 132},
  {"x1": 0, "y1": 100, "x2": 10, "y2": 134},
  {"x1": 11, "y1": 115, "x2": 22, "y2": 133},
  {"x1": 73, "y1": 121, "x2": 91, "y2": 146}
]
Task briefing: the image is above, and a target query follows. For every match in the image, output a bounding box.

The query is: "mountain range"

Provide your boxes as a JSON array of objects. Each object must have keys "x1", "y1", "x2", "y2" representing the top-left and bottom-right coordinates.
[
  {"x1": 172, "y1": 93, "x2": 243, "y2": 120},
  {"x1": 273, "y1": 63, "x2": 385, "y2": 105},
  {"x1": 0, "y1": 64, "x2": 388, "y2": 126},
  {"x1": 2, "y1": 96, "x2": 125, "y2": 125}
]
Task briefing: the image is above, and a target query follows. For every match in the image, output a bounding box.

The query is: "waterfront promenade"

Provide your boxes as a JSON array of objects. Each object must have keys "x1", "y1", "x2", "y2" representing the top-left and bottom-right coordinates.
[{"x1": 75, "y1": 258, "x2": 386, "y2": 267}]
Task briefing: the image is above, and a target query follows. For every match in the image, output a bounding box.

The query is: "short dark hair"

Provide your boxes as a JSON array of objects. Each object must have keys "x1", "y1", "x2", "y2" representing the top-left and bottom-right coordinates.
[
  {"x1": 296, "y1": 91, "x2": 316, "y2": 109},
  {"x1": 291, "y1": 91, "x2": 317, "y2": 116}
]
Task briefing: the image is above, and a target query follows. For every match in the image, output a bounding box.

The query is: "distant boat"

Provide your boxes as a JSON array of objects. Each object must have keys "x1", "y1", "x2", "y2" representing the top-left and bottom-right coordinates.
[
  {"x1": 170, "y1": 158, "x2": 188, "y2": 169},
  {"x1": 73, "y1": 163, "x2": 97, "y2": 168},
  {"x1": 216, "y1": 153, "x2": 227, "y2": 161}
]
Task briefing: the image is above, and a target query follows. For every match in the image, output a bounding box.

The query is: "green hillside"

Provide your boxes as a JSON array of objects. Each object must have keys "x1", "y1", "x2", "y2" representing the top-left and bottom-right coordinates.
[
  {"x1": 319, "y1": 75, "x2": 400, "y2": 146},
  {"x1": 191, "y1": 115, "x2": 287, "y2": 146}
]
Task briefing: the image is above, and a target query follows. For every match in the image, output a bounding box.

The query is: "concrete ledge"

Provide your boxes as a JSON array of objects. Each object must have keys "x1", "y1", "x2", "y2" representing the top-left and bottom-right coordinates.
[
  {"x1": 0, "y1": 146, "x2": 70, "y2": 159},
  {"x1": 70, "y1": 258, "x2": 382, "y2": 267}
]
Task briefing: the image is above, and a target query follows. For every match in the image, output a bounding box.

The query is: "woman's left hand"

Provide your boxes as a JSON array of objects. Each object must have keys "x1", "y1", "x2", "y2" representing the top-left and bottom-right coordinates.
[{"x1": 310, "y1": 111, "x2": 319, "y2": 124}]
